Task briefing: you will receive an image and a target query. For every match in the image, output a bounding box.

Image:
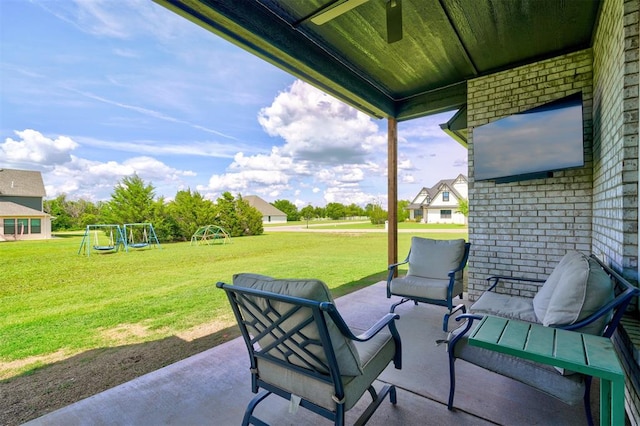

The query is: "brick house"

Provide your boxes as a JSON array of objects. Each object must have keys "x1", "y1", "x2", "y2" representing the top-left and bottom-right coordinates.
[
  {"x1": 407, "y1": 174, "x2": 467, "y2": 224},
  {"x1": 0, "y1": 169, "x2": 52, "y2": 241}
]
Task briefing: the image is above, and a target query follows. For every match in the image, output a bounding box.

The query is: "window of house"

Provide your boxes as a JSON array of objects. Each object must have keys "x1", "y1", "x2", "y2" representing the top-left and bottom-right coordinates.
[
  {"x1": 440, "y1": 210, "x2": 452, "y2": 219},
  {"x1": 4, "y1": 218, "x2": 16, "y2": 235},
  {"x1": 17, "y1": 218, "x2": 29, "y2": 234},
  {"x1": 31, "y1": 218, "x2": 41, "y2": 234},
  {"x1": 442, "y1": 191, "x2": 450, "y2": 202}
]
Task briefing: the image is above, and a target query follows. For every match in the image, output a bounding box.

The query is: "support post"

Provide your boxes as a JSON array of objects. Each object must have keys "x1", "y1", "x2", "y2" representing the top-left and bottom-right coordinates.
[{"x1": 388, "y1": 118, "x2": 398, "y2": 274}]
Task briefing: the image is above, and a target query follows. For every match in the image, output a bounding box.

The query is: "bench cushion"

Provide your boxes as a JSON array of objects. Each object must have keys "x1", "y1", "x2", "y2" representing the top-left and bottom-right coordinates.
[
  {"x1": 232, "y1": 273, "x2": 363, "y2": 376},
  {"x1": 470, "y1": 292, "x2": 539, "y2": 324},
  {"x1": 407, "y1": 237, "x2": 466, "y2": 279}
]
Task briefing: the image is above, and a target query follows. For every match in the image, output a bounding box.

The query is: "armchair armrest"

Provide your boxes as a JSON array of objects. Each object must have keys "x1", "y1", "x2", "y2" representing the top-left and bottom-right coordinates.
[
  {"x1": 353, "y1": 313, "x2": 400, "y2": 341},
  {"x1": 326, "y1": 307, "x2": 402, "y2": 369},
  {"x1": 386, "y1": 258, "x2": 409, "y2": 297}
]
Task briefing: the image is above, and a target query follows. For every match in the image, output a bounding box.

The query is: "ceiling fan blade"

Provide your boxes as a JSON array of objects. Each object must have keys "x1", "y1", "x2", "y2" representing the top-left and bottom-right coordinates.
[
  {"x1": 310, "y1": 0, "x2": 370, "y2": 25},
  {"x1": 386, "y1": 0, "x2": 403, "y2": 43}
]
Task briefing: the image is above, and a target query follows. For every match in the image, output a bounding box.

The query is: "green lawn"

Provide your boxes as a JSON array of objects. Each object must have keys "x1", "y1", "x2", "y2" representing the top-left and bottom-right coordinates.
[{"x1": 1, "y1": 229, "x2": 466, "y2": 378}]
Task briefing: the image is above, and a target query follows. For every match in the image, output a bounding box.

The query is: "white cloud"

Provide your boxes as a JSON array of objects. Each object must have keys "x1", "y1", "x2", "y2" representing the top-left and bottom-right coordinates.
[
  {"x1": 1, "y1": 129, "x2": 78, "y2": 165},
  {"x1": 258, "y1": 80, "x2": 382, "y2": 164}
]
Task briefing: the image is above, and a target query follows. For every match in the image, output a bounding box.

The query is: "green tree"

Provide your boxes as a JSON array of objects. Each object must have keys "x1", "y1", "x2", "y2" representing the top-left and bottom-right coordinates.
[
  {"x1": 300, "y1": 205, "x2": 315, "y2": 228},
  {"x1": 44, "y1": 195, "x2": 73, "y2": 231},
  {"x1": 369, "y1": 204, "x2": 387, "y2": 225},
  {"x1": 397, "y1": 199, "x2": 410, "y2": 222},
  {"x1": 272, "y1": 199, "x2": 299, "y2": 221},
  {"x1": 214, "y1": 192, "x2": 263, "y2": 237},
  {"x1": 101, "y1": 175, "x2": 156, "y2": 225},
  {"x1": 313, "y1": 206, "x2": 326, "y2": 219},
  {"x1": 167, "y1": 189, "x2": 216, "y2": 240},
  {"x1": 457, "y1": 198, "x2": 469, "y2": 217},
  {"x1": 345, "y1": 203, "x2": 365, "y2": 218},
  {"x1": 325, "y1": 202, "x2": 346, "y2": 220}
]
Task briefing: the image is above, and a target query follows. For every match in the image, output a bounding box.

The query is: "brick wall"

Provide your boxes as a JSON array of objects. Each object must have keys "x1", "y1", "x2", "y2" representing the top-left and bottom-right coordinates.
[
  {"x1": 467, "y1": 50, "x2": 594, "y2": 300},
  {"x1": 593, "y1": 0, "x2": 640, "y2": 422}
]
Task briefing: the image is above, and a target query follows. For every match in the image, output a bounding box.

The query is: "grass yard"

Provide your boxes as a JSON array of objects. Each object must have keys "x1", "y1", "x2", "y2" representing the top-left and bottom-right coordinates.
[
  {"x1": 1, "y1": 229, "x2": 466, "y2": 379},
  {"x1": 2, "y1": 228, "x2": 468, "y2": 425}
]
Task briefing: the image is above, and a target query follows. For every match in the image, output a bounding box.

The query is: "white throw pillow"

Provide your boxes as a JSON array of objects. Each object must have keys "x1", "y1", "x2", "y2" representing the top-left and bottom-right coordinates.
[
  {"x1": 542, "y1": 255, "x2": 614, "y2": 335},
  {"x1": 532, "y1": 251, "x2": 585, "y2": 322}
]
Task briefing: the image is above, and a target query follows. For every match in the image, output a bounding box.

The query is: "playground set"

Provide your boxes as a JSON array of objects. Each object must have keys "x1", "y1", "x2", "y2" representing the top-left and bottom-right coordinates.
[
  {"x1": 190, "y1": 225, "x2": 231, "y2": 246},
  {"x1": 78, "y1": 223, "x2": 161, "y2": 256}
]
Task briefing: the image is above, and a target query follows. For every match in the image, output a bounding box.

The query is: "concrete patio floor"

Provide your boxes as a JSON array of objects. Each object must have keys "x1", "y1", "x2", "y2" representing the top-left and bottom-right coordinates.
[{"x1": 25, "y1": 281, "x2": 598, "y2": 425}]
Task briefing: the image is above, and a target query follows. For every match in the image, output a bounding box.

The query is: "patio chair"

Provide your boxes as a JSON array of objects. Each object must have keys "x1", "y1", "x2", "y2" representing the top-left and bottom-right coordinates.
[
  {"x1": 387, "y1": 237, "x2": 470, "y2": 331},
  {"x1": 446, "y1": 252, "x2": 639, "y2": 426},
  {"x1": 217, "y1": 273, "x2": 402, "y2": 426}
]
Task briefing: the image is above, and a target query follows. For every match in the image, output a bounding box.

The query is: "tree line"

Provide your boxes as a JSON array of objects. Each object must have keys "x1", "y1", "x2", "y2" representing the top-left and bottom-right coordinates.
[
  {"x1": 44, "y1": 175, "x2": 263, "y2": 241},
  {"x1": 46, "y1": 175, "x2": 459, "y2": 241}
]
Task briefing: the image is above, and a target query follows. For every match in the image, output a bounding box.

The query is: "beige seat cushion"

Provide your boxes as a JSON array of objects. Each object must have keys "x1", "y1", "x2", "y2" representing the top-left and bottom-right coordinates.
[
  {"x1": 470, "y1": 291, "x2": 539, "y2": 324},
  {"x1": 258, "y1": 331, "x2": 396, "y2": 411},
  {"x1": 232, "y1": 273, "x2": 362, "y2": 376},
  {"x1": 389, "y1": 276, "x2": 462, "y2": 300}
]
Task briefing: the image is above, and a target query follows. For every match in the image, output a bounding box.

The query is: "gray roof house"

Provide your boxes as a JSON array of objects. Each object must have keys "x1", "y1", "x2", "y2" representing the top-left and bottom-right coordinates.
[
  {"x1": 407, "y1": 174, "x2": 467, "y2": 224},
  {"x1": 0, "y1": 168, "x2": 52, "y2": 241},
  {"x1": 244, "y1": 195, "x2": 287, "y2": 224}
]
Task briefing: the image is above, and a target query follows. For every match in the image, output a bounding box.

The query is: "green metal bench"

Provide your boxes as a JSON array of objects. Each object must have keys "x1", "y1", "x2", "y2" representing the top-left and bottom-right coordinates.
[
  {"x1": 447, "y1": 253, "x2": 639, "y2": 426},
  {"x1": 468, "y1": 315, "x2": 624, "y2": 426}
]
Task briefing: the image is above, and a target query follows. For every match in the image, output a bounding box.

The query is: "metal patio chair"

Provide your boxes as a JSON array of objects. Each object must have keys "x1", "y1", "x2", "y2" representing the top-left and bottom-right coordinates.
[
  {"x1": 387, "y1": 237, "x2": 470, "y2": 331},
  {"x1": 217, "y1": 273, "x2": 402, "y2": 426}
]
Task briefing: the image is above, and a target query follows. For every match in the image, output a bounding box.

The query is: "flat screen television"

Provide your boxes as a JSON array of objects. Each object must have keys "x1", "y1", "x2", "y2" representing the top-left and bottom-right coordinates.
[{"x1": 473, "y1": 93, "x2": 584, "y2": 183}]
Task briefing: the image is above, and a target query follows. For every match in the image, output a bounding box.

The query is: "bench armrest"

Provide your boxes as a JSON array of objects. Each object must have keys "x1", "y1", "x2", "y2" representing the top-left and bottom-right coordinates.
[{"x1": 485, "y1": 275, "x2": 546, "y2": 292}]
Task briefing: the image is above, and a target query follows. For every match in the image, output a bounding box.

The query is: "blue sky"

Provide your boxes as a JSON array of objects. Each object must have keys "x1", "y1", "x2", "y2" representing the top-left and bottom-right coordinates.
[{"x1": 0, "y1": 0, "x2": 467, "y2": 207}]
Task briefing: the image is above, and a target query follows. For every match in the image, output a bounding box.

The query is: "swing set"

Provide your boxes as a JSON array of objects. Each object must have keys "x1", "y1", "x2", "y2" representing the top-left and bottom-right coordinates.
[
  {"x1": 78, "y1": 224, "x2": 126, "y2": 256},
  {"x1": 123, "y1": 223, "x2": 161, "y2": 250}
]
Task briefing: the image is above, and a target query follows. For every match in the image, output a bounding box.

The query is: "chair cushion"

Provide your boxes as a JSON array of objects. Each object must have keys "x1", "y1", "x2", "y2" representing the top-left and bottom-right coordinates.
[
  {"x1": 407, "y1": 237, "x2": 466, "y2": 279},
  {"x1": 532, "y1": 250, "x2": 585, "y2": 321},
  {"x1": 542, "y1": 256, "x2": 615, "y2": 335},
  {"x1": 232, "y1": 273, "x2": 363, "y2": 376},
  {"x1": 389, "y1": 276, "x2": 462, "y2": 300},
  {"x1": 470, "y1": 291, "x2": 539, "y2": 324},
  {"x1": 258, "y1": 330, "x2": 396, "y2": 411}
]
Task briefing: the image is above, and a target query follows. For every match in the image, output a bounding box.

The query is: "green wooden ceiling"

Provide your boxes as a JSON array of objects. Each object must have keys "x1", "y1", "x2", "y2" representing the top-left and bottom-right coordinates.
[{"x1": 154, "y1": 0, "x2": 601, "y2": 121}]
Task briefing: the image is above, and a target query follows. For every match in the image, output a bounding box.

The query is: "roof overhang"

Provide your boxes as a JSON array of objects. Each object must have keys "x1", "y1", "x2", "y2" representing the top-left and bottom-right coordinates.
[{"x1": 154, "y1": 0, "x2": 601, "y2": 121}]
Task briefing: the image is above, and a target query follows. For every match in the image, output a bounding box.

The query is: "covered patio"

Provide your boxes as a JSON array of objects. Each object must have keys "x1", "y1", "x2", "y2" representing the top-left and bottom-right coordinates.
[
  {"x1": 23, "y1": 0, "x2": 638, "y2": 423},
  {"x1": 144, "y1": 0, "x2": 639, "y2": 421},
  {"x1": 25, "y1": 282, "x2": 601, "y2": 425}
]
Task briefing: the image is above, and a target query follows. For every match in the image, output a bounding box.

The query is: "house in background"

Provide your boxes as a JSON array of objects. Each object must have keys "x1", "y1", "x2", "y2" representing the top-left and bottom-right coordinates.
[
  {"x1": 0, "y1": 168, "x2": 52, "y2": 241},
  {"x1": 407, "y1": 174, "x2": 468, "y2": 224},
  {"x1": 244, "y1": 195, "x2": 287, "y2": 224}
]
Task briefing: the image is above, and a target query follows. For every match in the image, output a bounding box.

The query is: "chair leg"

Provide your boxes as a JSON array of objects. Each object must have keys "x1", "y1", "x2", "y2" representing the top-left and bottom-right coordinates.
[
  {"x1": 242, "y1": 390, "x2": 271, "y2": 426},
  {"x1": 447, "y1": 351, "x2": 457, "y2": 410},
  {"x1": 583, "y1": 376, "x2": 594, "y2": 426},
  {"x1": 390, "y1": 297, "x2": 410, "y2": 313},
  {"x1": 443, "y1": 304, "x2": 467, "y2": 332},
  {"x1": 354, "y1": 384, "x2": 396, "y2": 426}
]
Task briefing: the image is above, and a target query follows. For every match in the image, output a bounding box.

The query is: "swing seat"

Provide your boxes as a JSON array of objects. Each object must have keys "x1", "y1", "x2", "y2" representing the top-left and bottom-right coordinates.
[
  {"x1": 93, "y1": 245, "x2": 115, "y2": 251},
  {"x1": 129, "y1": 243, "x2": 149, "y2": 249}
]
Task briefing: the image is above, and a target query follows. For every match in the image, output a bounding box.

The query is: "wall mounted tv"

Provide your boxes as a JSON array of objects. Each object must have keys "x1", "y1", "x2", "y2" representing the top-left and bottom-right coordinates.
[{"x1": 473, "y1": 93, "x2": 584, "y2": 183}]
